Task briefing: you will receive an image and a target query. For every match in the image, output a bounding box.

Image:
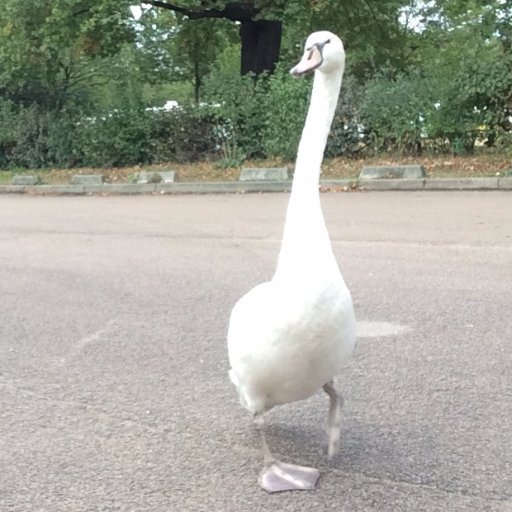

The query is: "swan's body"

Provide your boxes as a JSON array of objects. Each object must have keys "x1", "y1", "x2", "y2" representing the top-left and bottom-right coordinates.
[
  {"x1": 229, "y1": 274, "x2": 354, "y2": 415},
  {"x1": 227, "y1": 31, "x2": 356, "y2": 492}
]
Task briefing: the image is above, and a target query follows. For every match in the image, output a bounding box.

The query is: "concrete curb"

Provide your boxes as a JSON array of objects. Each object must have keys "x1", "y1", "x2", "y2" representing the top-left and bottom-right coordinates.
[
  {"x1": 358, "y1": 179, "x2": 425, "y2": 191},
  {"x1": 424, "y1": 178, "x2": 499, "y2": 190},
  {"x1": 498, "y1": 177, "x2": 512, "y2": 189},
  {"x1": 1, "y1": 177, "x2": 511, "y2": 196},
  {"x1": 360, "y1": 165, "x2": 425, "y2": 180},
  {"x1": 25, "y1": 184, "x2": 86, "y2": 195},
  {"x1": 239, "y1": 167, "x2": 290, "y2": 181}
]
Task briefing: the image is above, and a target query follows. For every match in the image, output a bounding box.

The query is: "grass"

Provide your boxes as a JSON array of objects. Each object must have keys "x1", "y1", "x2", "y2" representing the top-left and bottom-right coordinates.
[{"x1": 1, "y1": 152, "x2": 511, "y2": 185}]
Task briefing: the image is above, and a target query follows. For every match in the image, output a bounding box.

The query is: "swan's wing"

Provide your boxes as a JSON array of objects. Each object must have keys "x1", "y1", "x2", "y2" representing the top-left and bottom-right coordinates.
[{"x1": 227, "y1": 281, "x2": 274, "y2": 363}]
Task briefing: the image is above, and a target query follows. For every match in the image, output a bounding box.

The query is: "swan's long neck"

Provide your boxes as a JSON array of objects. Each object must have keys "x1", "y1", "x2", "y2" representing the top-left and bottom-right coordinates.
[
  {"x1": 294, "y1": 71, "x2": 342, "y2": 193},
  {"x1": 274, "y1": 69, "x2": 343, "y2": 280}
]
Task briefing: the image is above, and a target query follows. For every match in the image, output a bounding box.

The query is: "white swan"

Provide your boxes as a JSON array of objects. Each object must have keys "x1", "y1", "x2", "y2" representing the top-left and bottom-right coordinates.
[{"x1": 227, "y1": 31, "x2": 356, "y2": 493}]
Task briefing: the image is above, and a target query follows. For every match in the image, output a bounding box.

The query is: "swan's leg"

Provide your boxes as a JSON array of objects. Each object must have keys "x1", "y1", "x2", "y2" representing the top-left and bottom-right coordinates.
[
  {"x1": 322, "y1": 381, "x2": 344, "y2": 459},
  {"x1": 254, "y1": 413, "x2": 320, "y2": 493},
  {"x1": 254, "y1": 414, "x2": 274, "y2": 465}
]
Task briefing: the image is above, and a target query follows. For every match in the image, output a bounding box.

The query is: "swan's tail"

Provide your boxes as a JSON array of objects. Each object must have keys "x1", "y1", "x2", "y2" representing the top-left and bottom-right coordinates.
[{"x1": 229, "y1": 369, "x2": 256, "y2": 412}]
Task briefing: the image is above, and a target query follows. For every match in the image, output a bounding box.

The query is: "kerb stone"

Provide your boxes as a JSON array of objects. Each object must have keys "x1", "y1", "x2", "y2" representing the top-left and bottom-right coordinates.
[
  {"x1": 105, "y1": 183, "x2": 157, "y2": 194},
  {"x1": 425, "y1": 178, "x2": 498, "y2": 190},
  {"x1": 239, "y1": 167, "x2": 290, "y2": 181},
  {"x1": 27, "y1": 185, "x2": 85, "y2": 195},
  {"x1": 359, "y1": 178, "x2": 425, "y2": 190},
  {"x1": 360, "y1": 165, "x2": 426, "y2": 180},
  {"x1": 498, "y1": 177, "x2": 512, "y2": 189},
  {"x1": 71, "y1": 174, "x2": 103, "y2": 185},
  {"x1": 11, "y1": 176, "x2": 41, "y2": 186}
]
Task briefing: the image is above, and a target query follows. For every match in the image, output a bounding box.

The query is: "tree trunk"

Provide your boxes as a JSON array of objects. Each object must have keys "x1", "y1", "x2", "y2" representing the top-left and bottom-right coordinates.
[
  {"x1": 240, "y1": 20, "x2": 282, "y2": 76},
  {"x1": 147, "y1": 1, "x2": 283, "y2": 77}
]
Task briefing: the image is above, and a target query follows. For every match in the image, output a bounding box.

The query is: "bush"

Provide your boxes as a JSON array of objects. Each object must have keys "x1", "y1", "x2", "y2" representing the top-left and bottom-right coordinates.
[
  {"x1": 0, "y1": 100, "x2": 79, "y2": 169},
  {"x1": 203, "y1": 68, "x2": 266, "y2": 160},
  {"x1": 259, "y1": 65, "x2": 310, "y2": 160},
  {"x1": 75, "y1": 108, "x2": 153, "y2": 167},
  {"x1": 153, "y1": 106, "x2": 221, "y2": 163},
  {"x1": 326, "y1": 74, "x2": 367, "y2": 157},
  {"x1": 0, "y1": 100, "x2": 17, "y2": 168},
  {"x1": 0, "y1": 70, "x2": 378, "y2": 171},
  {"x1": 422, "y1": 31, "x2": 512, "y2": 155},
  {"x1": 204, "y1": 57, "x2": 368, "y2": 162},
  {"x1": 359, "y1": 72, "x2": 427, "y2": 155},
  {"x1": 2, "y1": 49, "x2": 509, "y2": 170},
  {"x1": 0, "y1": 100, "x2": 222, "y2": 170}
]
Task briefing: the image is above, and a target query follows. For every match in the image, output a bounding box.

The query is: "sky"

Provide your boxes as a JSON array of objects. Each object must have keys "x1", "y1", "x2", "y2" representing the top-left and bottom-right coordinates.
[{"x1": 130, "y1": 4, "x2": 148, "y2": 21}]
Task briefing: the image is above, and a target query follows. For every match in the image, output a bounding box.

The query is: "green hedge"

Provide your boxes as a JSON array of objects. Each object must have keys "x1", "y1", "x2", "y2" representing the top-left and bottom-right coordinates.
[
  {"x1": 1, "y1": 64, "x2": 511, "y2": 170},
  {"x1": 0, "y1": 73, "x2": 365, "y2": 170},
  {"x1": 0, "y1": 100, "x2": 222, "y2": 169},
  {"x1": 202, "y1": 64, "x2": 365, "y2": 163}
]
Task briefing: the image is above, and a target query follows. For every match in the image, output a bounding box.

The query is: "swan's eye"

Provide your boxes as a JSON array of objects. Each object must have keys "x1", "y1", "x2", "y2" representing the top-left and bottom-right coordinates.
[{"x1": 317, "y1": 39, "x2": 331, "y2": 51}]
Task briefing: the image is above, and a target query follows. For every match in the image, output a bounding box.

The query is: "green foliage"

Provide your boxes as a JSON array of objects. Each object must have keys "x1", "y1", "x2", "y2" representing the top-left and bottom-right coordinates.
[
  {"x1": 76, "y1": 108, "x2": 153, "y2": 167},
  {"x1": 152, "y1": 105, "x2": 221, "y2": 162},
  {"x1": 0, "y1": 0, "x2": 134, "y2": 108},
  {"x1": 279, "y1": 0, "x2": 413, "y2": 80},
  {"x1": 0, "y1": 98, "x2": 221, "y2": 169},
  {"x1": 205, "y1": 62, "x2": 366, "y2": 162},
  {"x1": 1, "y1": 0, "x2": 511, "y2": 169},
  {"x1": 423, "y1": 34, "x2": 512, "y2": 154},
  {"x1": 326, "y1": 74, "x2": 367, "y2": 157},
  {"x1": 409, "y1": 12, "x2": 510, "y2": 153},
  {"x1": 214, "y1": 127, "x2": 246, "y2": 170},
  {"x1": 0, "y1": 99, "x2": 79, "y2": 168},
  {"x1": 354, "y1": 0, "x2": 512, "y2": 156},
  {"x1": 259, "y1": 64, "x2": 310, "y2": 160},
  {"x1": 202, "y1": 45, "x2": 266, "y2": 159},
  {"x1": 360, "y1": 71, "x2": 427, "y2": 154},
  {"x1": 203, "y1": 55, "x2": 309, "y2": 162},
  {"x1": 133, "y1": 8, "x2": 237, "y2": 103}
]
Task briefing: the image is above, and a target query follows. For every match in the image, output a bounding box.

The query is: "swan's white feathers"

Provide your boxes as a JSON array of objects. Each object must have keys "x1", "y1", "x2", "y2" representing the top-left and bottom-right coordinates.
[
  {"x1": 227, "y1": 30, "x2": 355, "y2": 419},
  {"x1": 228, "y1": 275, "x2": 355, "y2": 414}
]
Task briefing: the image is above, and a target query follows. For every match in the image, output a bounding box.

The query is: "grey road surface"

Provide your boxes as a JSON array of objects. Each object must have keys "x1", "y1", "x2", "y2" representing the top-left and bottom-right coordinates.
[{"x1": 0, "y1": 192, "x2": 511, "y2": 512}]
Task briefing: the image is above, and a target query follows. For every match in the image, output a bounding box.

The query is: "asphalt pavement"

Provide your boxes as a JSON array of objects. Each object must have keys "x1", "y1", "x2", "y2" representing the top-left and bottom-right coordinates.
[{"x1": 0, "y1": 192, "x2": 511, "y2": 511}]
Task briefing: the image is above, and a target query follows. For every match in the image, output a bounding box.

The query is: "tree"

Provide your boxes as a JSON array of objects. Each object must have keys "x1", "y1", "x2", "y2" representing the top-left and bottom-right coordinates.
[
  {"x1": 281, "y1": 0, "x2": 414, "y2": 79},
  {"x1": 0, "y1": 0, "x2": 134, "y2": 109},
  {"x1": 141, "y1": 0, "x2": 413, "y2": 80},
  {"x1": 410, "y1": 0, "x2": 512, "y2": 150},
  {"x1": 133, "y1": 7, "x2": 236, "y2": 103},
  {"x1": 143, "y1": 1, "x2": 282, "y2": 76}
]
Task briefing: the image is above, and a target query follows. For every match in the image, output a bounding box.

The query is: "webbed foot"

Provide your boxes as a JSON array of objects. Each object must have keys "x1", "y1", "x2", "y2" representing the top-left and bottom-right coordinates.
[{"x1": 259, "y1": 461, "x2": 320, "y2": 493}]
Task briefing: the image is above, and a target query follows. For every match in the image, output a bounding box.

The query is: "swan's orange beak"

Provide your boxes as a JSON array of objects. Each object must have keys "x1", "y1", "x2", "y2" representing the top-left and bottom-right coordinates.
[{"x1": 290, "y1": 45, "x2": 323, "y2": 77}]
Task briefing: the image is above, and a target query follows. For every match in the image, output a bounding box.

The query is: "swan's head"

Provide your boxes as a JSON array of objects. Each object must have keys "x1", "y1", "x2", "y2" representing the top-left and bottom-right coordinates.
[{"x1": 290, "y1": 31, "x2": 345, "y2": 77}]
